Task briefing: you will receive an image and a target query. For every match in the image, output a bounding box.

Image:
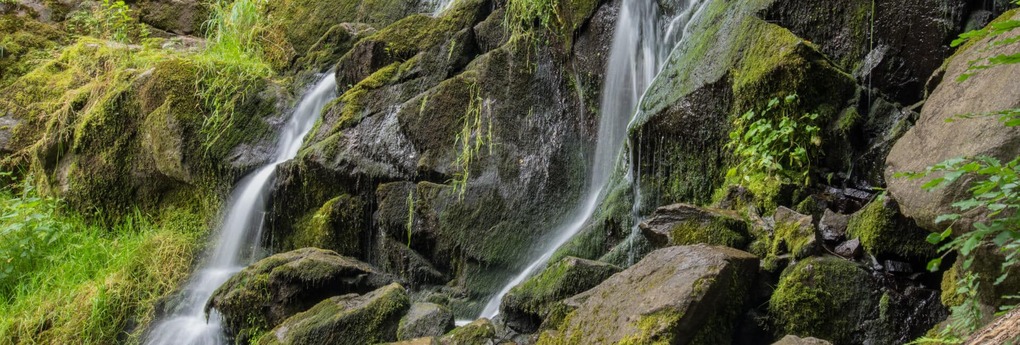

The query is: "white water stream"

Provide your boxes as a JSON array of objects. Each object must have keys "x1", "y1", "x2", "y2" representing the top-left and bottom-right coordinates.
[
  {"x1": 144, "y1": 74, "x2": 338, "y2": 345},
  {"x1": 477, "y1": 0, "x2": 709, "y2": 320}
]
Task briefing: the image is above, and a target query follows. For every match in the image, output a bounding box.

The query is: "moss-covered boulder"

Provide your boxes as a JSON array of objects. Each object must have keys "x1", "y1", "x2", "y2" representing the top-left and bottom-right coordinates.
[
  {"x1": 0, "y1": 14, "x2": 61, "y2": 88},
  {"x1": 769, "y1": 257, "x2": 878, "y2": 344},
  {"x1": 769, "y1": 256, "x2": 945, "y2": 344},
  {"x1": 845, "y1": 195, "x2": 936, "y2": 261},
  {"x1": 259, "y1": 283, "x2": 411, "y2": 345},
  {"x1": 276, "y1": 195, "x2": 366, "y2": 258},
  {"x1": 538, "y1": 245, "x2": 758, "y2": 345},
  {"x1": 639, "y1": 203, "x2": 750, "y2": 249},
  {"x1": 209, "y1": 248, "x2": 396, "y2": 343},
  {"x1": 439, "y1": 318, "x2": 497, "y2": 345},
  {"x1": 500, "y1": 256, "x2": 622, "y2": 333},
  {"x1": 397, "y1": 302, "x2": 455, "y2": 340},
  {"x1": 885, "y1": 9, "x2": 1020, "y2": 234}
]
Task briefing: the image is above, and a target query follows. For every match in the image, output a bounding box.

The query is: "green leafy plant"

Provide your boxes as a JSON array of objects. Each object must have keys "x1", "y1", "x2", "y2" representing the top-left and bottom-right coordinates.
[
  {"x1": 0, "y1": 177, "x2": 63, "y2": 297},
  {"x1": 65, "y1": 0, "x2": 149, "y2": 43},
  {"x1": 726, "y1": 94, "x2": 822, "y2": 186},
  {"x1": 951, "y1": 0, "x2": 1020, "y2": 81}
]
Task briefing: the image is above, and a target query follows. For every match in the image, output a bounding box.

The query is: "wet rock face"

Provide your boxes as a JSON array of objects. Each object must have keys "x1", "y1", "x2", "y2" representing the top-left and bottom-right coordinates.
[
  {"x1": 540, "y1": 245, "x2": 759, "y2": 345},
  {"x1": 772, "y1": 335, "x2": 832, "y2": 345},
  {"x1": 885, "y1": 9, "x2": 1020, "y2": 233},
  {"x1": 260, "y1": 283, "x2": 411, "y2": 345},
  {"x1": 500, "y1": 256, "x2": 622, "y2": 333},
  {"x1": 209, "y1": 248, "x2": 396, "y2": 343},
  {"x1": 762, "y1": 0, "x2": 969, "y2": 105}
]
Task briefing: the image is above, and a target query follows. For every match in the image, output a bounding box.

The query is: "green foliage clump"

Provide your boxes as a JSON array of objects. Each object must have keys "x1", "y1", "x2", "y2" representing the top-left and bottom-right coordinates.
[
  {"x1": 504, "y1": 0, "x2": 558, "y2": 41},
  {"x1": 0, "y1": 186, "x2": 214, "y2": 344},
  {"x1": 726, "y1": 94, "x2": 822, "y2": 188},
  {"x1": 193, "y1": 0, "x2": 275, "y2": 153},
  {"x1": 65, "y1": 0, "x2": 149, "y2": 43}
]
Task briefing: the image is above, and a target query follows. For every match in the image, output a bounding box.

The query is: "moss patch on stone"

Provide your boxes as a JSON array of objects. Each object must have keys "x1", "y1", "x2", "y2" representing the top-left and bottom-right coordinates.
[{"x1": 846, "y1": 196, "x2": 936, "y2": 261}]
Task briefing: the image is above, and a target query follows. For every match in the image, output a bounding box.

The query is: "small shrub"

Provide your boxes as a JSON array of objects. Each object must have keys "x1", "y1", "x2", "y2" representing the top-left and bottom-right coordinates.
[{"x1": 726, "y1": 94, "x2": 822, "y2": 187}]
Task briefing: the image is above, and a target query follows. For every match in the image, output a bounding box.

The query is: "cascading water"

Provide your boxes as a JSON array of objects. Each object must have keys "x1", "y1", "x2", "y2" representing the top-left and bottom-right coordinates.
[
  {"x1": 478, "y1": 0, "x2": 709, "y2": 319},
  {"x1": 144, "y1": 74, "x2": 338, "y2": 345},
  {"x1": 432, "y1": 0, "x2": 456, "y2": 15}
]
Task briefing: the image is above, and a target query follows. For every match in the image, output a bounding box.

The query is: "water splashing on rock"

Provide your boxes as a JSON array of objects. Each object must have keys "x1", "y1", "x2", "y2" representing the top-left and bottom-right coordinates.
[
  {"x1": 144, "y1": 74, "x2": 338, "y2": 345},
  {"x1": 478, "y1": 0, "x2": 710, "y2": 320}
]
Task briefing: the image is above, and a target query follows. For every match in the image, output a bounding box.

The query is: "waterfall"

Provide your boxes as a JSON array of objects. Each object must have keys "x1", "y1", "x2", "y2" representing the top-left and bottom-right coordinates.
[
  {"x1": 144, "y1": 73, "x2": 338, "y2": 345},
  {"x1": 477, "y1": 0, "x2": 709, "y2": 320},
  {"x1": 432, "y1": 0, "x2": 456, "y2": 15}
]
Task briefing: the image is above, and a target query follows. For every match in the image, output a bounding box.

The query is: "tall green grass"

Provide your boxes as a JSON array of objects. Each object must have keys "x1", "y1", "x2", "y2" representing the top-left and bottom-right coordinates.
[
  {"x1": 0, "y1": 185, "x2": 215, "y2": 344},
  {"x1": 194, "y1": 0, "x2": 276, "y2": 152}
]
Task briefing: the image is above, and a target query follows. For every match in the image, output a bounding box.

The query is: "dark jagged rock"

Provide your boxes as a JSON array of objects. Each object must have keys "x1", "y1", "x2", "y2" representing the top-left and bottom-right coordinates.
[
  {"x1": 539, "y1": 245, "x2": 759, "y2": 344},
  {"x1": 639, "y1": 203, "x2": 750, "y2": 249},
  {"x1": 500, "y1": 257, "x2": 621, "y2": 333},
  {"x1": 260, "y1": 283, "x2": 411, "y2": 345},
  {"x1": 397, "y1": 302, "x2": 455, "y2": 340},
  {"x1": 818, "y1": 209, "x2": 849, "y2": 243},
  {"x1": 835, "y1": 238, "x2": 862, "y2": 259},
  {"x1": 132, "y1": 0, "x2": 208, "y2": 35},
  {"x1": 209, "y1": 248, "x2": 396, "y2": 343},
  {"x1": 885, "y1": 9, "x2": 1020, "y2": 233}
]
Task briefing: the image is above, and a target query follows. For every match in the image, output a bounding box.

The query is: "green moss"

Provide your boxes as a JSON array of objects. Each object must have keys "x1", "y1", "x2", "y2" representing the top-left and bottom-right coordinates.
[
  {"x1": 769, "y1": 256, "x2": 878, "y2": 344},
  {"x1": 261, "y1": 283, "x2": 411, "y2": 345},
  {"x1": 0, "y1": 14, "x2": 62, "y2": 88},
  {"x1": 846, "y1": 196, "x2": 936, "y2": 260},
  {"x1": 668, "y1": 216, "x2": 749, "y2": 249},
  {"x1": 441, "y1": 318, "x2": 496, "y2": 344},
  {"x1": 285, "y1": 195, "x2": 364, "y2": 257},
  {"x1": 503, "y1": 257, "x2": 620, "y2": 319},
  {"x1": 266, "y1": 0, "x2": 411, "y2": 61},
  {"x1": 617, "y1": 310, "x2": 682, "y2": 345}
]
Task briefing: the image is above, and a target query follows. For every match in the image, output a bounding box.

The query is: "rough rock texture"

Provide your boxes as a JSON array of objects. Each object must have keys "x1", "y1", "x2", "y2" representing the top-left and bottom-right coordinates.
[
  {"x1": 885, "y1": 10, "x2": 1020, "y2": 233},
  {"x1": 500, "y1": 256, "x2": 621, "y2": 333},
  {"x1": 772, "y1": 335, "x2": 833, "y2": 345},
  {"x1": 209, "y1": 248, "x2": 396, "y2": 342},
  {"x1": 437, "y1": 318, "x2": 497, "y2": 345},
  {"x1": 769, "y1": 256, "x2": 945, "y2": 345},
  {"x1": 260, "y1": 283, "x2": 411, "y2": 345},
  {"x1": 132, "y1": 0, "x2": 208, "y2": 35},
  {"x1": 964, "y1": 307, "x2": 1020, "y2": 345},
  {"x1": 397, "y1": 302, "x2": 455, "y2": 340},
  {"x1": 844, "y1": 195, "x2": 935, "y2": 261},
  {"x1": 539, "y1": 245, "x2": 759, "y2": 345},
  {"x1": 638, "y1": 203, "x2": 750, "y2": 249}
]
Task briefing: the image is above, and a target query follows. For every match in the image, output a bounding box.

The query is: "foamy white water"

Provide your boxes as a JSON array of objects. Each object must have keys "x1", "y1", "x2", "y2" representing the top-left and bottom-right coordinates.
[
  {"x1": 478, "y1": 0, "x2": 709, "y2": 320},
  {"x1": 145, "y1": 74, "x2": 338, "y2": 345}
]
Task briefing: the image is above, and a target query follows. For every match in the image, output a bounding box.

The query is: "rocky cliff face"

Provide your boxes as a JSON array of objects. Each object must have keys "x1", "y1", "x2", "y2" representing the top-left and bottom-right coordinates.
[{"x1": 2, "y1": 0, "x2": 1019, "y2": 343}]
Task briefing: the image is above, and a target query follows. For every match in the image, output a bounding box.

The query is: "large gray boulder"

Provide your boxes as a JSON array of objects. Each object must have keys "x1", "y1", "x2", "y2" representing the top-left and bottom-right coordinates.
[
  {"x1": 639, "y1": 203, "x2": 750, "y2": 249},
  {"x1": 397, "y1": 302, "x2": 455, "y2": 340},
  {"x1": 539, "y1": 245, "x2": 759, "y2": 344},
  {"x1": 209, "y1": 248, "x2": 396, "y2": 342},
  {"x1": 885, "y1": 10, "x2": 1020, "y2": 233},
  {"x1": 260, "y1": 283, "x2": 411, "y2": 345}
]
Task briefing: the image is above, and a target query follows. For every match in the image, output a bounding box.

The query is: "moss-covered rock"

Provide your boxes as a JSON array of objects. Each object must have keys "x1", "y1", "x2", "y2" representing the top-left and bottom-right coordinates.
[
  {"x1": 0, "y1": 14, "x2": 61, "y2": 89},
  {"x1": 845, "y1": 195, "x2": 935, "y2": 261},
  {"x1": 259, "y1": 283, "x2": 411, "y2": 345},
  {"x1": 280, "y1": 195, "x2": 365, "y2": 258},
  {"x1": 500, "y1": 256, "x2": 621, "y2": 333},
  {"x1": 132, "y1": 0, "x2": 209, "y2": 35},
  {"x1": 397, "y1": 302, "x2": 455, "y2": 340},
  {"x1": 767, "y1": 256, "x2": 945, "y2": 345},
  {"x1": 639, "y1": 203, "x2": 750, "y2": 249},
  {"x1": 209, "y1": 248, "x2": 396, "y2": 343},
  {"x1": 439, "y1": 318, "x2": 497, "y2": 345},
  {"x1": 539, "y1": 245, "x2": 759, "y2": 345}
]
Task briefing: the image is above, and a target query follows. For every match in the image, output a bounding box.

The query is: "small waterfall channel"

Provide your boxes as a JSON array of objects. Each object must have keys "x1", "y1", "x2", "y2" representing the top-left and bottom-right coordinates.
[
  {"x1": 477, "y1": 0, "x2": 709, "y2": 320},
  {"x1": 144, "y1": 74, "x2": 338, "y2": 345}
]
